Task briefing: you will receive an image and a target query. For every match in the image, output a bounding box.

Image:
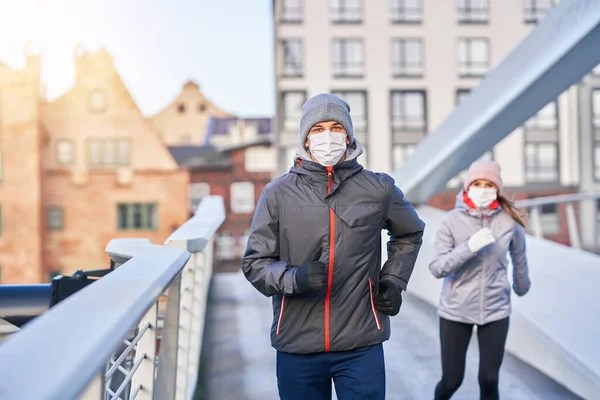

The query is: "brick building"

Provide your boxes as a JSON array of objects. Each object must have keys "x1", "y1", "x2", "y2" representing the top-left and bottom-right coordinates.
[
  {"x1": 169, "y1": 139, "x2": 274, "y2": 272},
  {"x1": 0, "y1": 47, "x2": 189, "y2": 283}
]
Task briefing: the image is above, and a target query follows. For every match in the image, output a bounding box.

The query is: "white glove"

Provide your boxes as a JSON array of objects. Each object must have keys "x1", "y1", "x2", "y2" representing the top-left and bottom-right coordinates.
[{"x1": 467, "y1": 228, "x2": 495, "y2": 253}]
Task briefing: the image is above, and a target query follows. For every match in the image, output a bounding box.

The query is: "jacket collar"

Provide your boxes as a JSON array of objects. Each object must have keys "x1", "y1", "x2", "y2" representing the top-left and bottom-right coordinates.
[
  {"x1": 456, "y1": 190, "x2": 501, "y2": 218},
  {"x1": 289, "y1": 158, "x2": 363, "y2": 197}
]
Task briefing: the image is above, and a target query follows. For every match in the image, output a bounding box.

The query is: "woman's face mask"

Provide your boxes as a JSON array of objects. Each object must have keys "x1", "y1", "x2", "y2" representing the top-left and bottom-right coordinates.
[
  {"x1": 308, "y1": 130, "x2": 347, "y2": 166},
  {"x1": 467, "y1": 187, "x2": 497, "y2": 209}
]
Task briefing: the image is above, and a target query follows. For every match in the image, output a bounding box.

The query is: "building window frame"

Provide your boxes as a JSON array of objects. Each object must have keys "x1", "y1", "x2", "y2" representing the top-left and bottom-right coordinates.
[
  {"x1": 458, "y1": 37, "x2": 490, "y2": 78},
  {"x1": 390, "y1": 0, "x2": 422, "y2": 24},
  {"x1": 47, "y1": 206, "x2": 65, "y2": 231},
  {"x1": 281, "y1": 0, "x2": 303, "y2": 23},
  {"x1": 216, "y1": 232, "x2": 237, "y2": 260},
  {"x1": 56, "y1": 139, "x2": 75, "y2": 165},
  {"x1": 392, "y1": 38, "x2": 424, "y2": 78},
  {"x1": 524, "y1": 142, "x2": 560, "y2": 183},
  {"x1": 332, "y1": 38, "x2": 365, "y2": 78},
  {"x1": 457, "y1": 0, "x2": 490, "y2": 24},
  {"x1": 281, "y1": 38, "x2": 303, "y2": 78},
  {"x1": 539, "y1": 203, "x2": 560, "y2": 235},
  {"x1": 87, "y1": 138, "x2": 130, "y2": 168},
  {"x1": 456, "y1": 88, "x2": 472, "y2": 105},
  {"x1": 116, "y1": 202, "x2": 158, "y2": 231},
  {"x1": 523, "y1": 100, "x2": 560, "y2": 183},
  {"x1": 230, "y1": 182, "x2": 256, "y2": 214},
  {"x1": 188, "y1": 182, "x2": 211, "y2": 214},
  {"x1": 523, "y1": 0, "x2": 556, "y2": 24},
  {"x1": 390, "y1": 90, "x2": 427, "y2": 171},
  {"x1": 281, "y1": 90, "x2": 307, "y2": 132},
  {"x1": 330, "y1": 0, "x2": 363, "y2": 24}
]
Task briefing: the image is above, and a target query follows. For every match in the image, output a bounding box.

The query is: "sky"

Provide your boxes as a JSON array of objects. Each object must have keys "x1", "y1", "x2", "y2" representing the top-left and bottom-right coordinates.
[{"x1": 0, "y1": 0, "x2": 275, "y2": 117}]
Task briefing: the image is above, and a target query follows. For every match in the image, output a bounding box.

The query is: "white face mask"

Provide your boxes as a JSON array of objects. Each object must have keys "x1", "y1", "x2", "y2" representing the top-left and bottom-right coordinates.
[
  {"x1": 467, "y1": 187, "x2": 497, "y2": 209},
  {"x1": 308, "y1": 130, "x2": 347, "y2": 166}
]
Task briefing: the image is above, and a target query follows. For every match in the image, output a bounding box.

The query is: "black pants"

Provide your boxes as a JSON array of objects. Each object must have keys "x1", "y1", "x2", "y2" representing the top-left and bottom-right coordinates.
[{"x1": 434, "y1": 317, "x2": 509, "y2": 400}]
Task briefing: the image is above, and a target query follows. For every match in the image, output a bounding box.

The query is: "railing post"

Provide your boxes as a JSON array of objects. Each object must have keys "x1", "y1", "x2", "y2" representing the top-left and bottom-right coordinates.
[
  {"x1": 130, "y1": 302, "x2": 159, "y2": 400},
  {"x1": 176, "y1": 253, "x2": 195, "y2": 400},
  {"x1": 565, "y1": 202, "x2": 582, "y2": 249},
  {"x1": 529, "y1": 206, "x2": 544, "y2": 238}
]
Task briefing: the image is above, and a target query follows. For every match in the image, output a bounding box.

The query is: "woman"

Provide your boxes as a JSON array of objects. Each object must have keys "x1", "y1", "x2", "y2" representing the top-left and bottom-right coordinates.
[{"x1": 429, "y1": 160, "x2": 531, "y2": 400}]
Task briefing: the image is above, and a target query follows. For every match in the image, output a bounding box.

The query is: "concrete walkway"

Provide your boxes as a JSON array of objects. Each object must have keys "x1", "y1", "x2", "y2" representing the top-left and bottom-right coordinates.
[{"x1": 197, "y1": 272, "x2": 581, "y2": 400}]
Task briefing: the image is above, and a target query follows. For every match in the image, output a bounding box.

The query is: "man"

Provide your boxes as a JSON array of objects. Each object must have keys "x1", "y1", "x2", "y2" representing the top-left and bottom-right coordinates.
[{"x1": 242, "y1": 93, "x2": 425, "y2": 399}]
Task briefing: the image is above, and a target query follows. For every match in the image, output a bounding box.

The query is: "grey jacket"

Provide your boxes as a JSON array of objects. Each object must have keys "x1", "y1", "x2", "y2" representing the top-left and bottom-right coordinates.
[
  {"x1": 429, "y1": 192, "x2": 531, "y2": 325},
  {"x1": 242, "y1": 157, "x2": 425, "y2": 354}
]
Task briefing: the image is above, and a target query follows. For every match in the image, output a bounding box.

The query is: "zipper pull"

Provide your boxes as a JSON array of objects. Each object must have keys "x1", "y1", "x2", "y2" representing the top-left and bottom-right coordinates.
[{"x1": 326, "y1": 167, "x2": 333, "y2": 194}]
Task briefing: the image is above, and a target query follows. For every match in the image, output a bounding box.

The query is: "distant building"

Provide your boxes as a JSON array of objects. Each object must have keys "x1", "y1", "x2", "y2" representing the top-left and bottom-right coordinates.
[
  {"x1": 207, "y1": 116, "x2": 273, "y2": 147},
  {"x1": 169, "y1": 140, "x2": 274, "y2": 272},
  {"x1": 271, "y1": 0, "x2": 596, "y2": 248},
  {"x1": 149, "y1": 81, "x2": 233, "y2": 147},
  {"x1": 0, "y1": 47, "x2": 189, "y2": 283}
]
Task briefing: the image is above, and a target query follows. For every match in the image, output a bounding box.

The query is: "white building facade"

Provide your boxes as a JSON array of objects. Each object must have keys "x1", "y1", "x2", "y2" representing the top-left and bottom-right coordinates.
[{"x1": 272, "y1": 0, "x2": 600, "y2": 249}]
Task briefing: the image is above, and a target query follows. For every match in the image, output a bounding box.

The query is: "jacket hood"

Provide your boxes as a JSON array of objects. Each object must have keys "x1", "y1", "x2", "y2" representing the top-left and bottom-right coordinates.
[{"x1": 295, "y1": 137, "x2": 364, "y2": 164}]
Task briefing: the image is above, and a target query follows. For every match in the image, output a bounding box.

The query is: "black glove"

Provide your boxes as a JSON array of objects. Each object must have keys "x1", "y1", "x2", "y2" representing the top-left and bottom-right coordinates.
[
  {"x1": 373, "y1": 280, "x2": 403, "y2": 316},
  {"x1": 294, "y1": 247, "x2": 328, "y2": 294}
]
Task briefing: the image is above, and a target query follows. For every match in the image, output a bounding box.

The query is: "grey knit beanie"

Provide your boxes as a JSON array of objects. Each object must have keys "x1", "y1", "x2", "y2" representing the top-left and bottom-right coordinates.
[{"x1": 299, "y1": 93, "x2": 354, "y2": 147}]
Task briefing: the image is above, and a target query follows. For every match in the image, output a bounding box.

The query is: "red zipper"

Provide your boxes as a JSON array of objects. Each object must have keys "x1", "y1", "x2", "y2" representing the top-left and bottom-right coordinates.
[
  {"x1": 276, "y1": 297, "x2": 286, "y2": 336},
  {"x1": 369, "y1": 278, "x2": 382, "y2": 330},
  {"x1": 325, "y1": 167, "x2": 335, "y2": 352}
]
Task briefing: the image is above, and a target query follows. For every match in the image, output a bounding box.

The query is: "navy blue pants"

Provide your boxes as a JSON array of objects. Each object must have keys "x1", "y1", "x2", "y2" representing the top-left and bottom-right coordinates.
[{"x1": 276, "y1": 344, "x2": 385, "y2": 400}]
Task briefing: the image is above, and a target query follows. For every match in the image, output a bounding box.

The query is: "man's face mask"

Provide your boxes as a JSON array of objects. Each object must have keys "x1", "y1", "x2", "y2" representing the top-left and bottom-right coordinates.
[{"x1": 308, "y1": 130, "x2": 347, "y2": 166}]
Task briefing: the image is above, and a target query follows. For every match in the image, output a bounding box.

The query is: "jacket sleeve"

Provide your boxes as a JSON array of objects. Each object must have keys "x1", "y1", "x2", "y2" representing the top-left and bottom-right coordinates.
[
  {"x1": 428, "y1": 217, "x2": 478, "y2": 279},
  {"x1": 241, "y1": 185, "x2": 294, "y2": 297},
  {"x1": 379, "y1": 183, "x2": 426, "y2": 291},
  {"x1": 509, "y1": 223, "x2": 531, "y2": 296}
]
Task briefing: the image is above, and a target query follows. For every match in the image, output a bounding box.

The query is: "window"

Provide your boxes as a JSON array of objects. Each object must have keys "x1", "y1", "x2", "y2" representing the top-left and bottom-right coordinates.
[
  {"x1": 231, "y1": 182, "x2": 255, "y2": 214},
  {"x1": 458, "y1": 38, "x2": 489, "y2": 77},
  {"x1": 88, "y1": 89, "x2": 107, "y2": 112},
  {"x1": 117, "y1": 203, "x2": 158, "y2": 230},
  {"x1": 540, "y1": 203, "x2": 560, "y2": 235},
  {"x1": 392, "y1": 144, "x2": 416, "y2": 170},
  {"x1": 390, "y1": 0, "x2": 422, "y2": 23},
  {"x1": 178, "y1": 103, "x2": 186, "y2": 113},
  {"x1": 524, "y1": 101, "x2": 557, "y2": 130},
  {"x1": 281, "y1": 0, "x2": 302, "y2": 23},
  {"x1": 282, "y1": 39, "x2": 303, "y2": 77},
  {"x1": 331, "y1": 0, "x2": 362, "y2": 23},
  {"x1": 391, "y1": 91, "x2": 426, "y2": 170},
  {"x1": 524, "y1": 0, "x2": 555, "y2": 23},
  {"x1": 391, "y1": 91, "x2": 426, "y2": 132},
  {"x1": 238, "y1": 230, "x2": 250, "y2": 258},
  {"x1": 188, "y1": 182, "x2": 210, "y2": 213},
  {"x1": 525, "y1": 143, "x2": 558, "y2": 182},
  {"x1": 457, "y1": 0, "x2": 489, "y2": 23},
  {"x1": 592, "y1": 90, "x2": 600, "y2": 180},
  {"x1": 332, "y1": 91, "x2": 368, "y2": 167},
  {"x1": 88, "y1": 138, "x2": 130, "y2": 167},
  {"x1": 456, "y1": 89, "x2": 471, "y2": 105},
  {"x1": 282, "y1": 91, "x2": 306, "y2": 132},
  {"x1": 199, "y1": 103, "x2": 206, "y2": 112},
  {"x1": 56, "y1": 140, "x2": 74, "y2": 165},
  {"x1": 216, "y1": 232, "x2": 236, "y2": 260},
  {"x1": 332, "y1": 39, "x2": 364, "y2": 78},
  {"x1": 47, "y1": 207, "x2": 64, "y2": 231},
  {"x1": 392, "y1": 38, "x2": 424, "y2": 77}
]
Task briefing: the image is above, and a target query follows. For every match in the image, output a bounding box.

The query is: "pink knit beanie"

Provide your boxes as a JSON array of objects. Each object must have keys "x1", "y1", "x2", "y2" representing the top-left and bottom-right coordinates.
[{"x1": 463, "y1": 160, "x2": 503, "y2": 192}]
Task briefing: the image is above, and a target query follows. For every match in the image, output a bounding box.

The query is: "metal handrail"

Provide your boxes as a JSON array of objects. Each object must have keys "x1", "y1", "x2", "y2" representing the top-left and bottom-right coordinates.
[
  {"x1": 515, "y1": 192, "x2": 600, "y2": 208},
  {"x1": 0, "y1": 195, "x2": 225, "y2": 399}
]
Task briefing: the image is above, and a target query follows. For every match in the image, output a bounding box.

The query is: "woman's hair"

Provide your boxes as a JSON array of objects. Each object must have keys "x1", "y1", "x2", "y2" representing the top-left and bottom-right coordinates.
[{"x1": 497, "y1": 194, "x2": 526, "y2": 228}]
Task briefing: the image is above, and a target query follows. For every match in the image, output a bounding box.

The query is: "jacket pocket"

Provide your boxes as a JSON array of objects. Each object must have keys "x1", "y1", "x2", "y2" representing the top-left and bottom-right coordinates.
[
  {"x1": 276, "y1": 296, "x2": 287, "y2": 336},
  {"x1": 369, "y1": 279, "x2": 383, "y2": 331}
]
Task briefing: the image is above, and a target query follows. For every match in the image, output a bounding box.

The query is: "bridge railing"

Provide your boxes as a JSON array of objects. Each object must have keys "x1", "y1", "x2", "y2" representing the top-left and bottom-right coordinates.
[
  {"x1": 0, "y1": 196, "x2": 225, "y2": 400},
  {"x1": 515, "y1": 192, "x2": 600, "y2": 249}
]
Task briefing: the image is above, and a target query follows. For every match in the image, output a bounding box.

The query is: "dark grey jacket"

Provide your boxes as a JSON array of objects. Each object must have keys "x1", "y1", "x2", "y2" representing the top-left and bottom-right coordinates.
[{"x1": 242, "y1": 158, "x2": 425, "y2": 354}]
